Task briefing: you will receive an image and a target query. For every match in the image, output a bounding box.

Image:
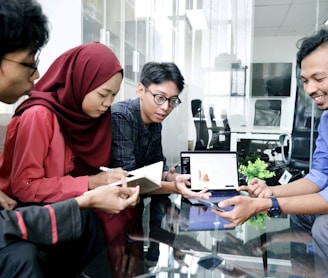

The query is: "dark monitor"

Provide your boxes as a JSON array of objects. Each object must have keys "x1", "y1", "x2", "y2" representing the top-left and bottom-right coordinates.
[{"x1": 251, "y1": 62, "x2": 292, "y2": 97}]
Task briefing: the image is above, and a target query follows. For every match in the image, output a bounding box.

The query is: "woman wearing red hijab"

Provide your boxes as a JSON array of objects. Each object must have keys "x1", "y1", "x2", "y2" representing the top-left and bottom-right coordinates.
[
  {"x1": 0, "y1": 41, "x2": 140, "y2": 275},
  {"x1": 0, "y1": 42, "x2": 126, "y2": 201}
]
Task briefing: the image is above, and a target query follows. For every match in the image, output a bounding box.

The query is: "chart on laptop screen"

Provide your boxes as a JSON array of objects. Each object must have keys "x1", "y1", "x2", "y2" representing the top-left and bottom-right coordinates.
[{"x1": 180, "y1": 151, "x2": 239, "y2": 191}]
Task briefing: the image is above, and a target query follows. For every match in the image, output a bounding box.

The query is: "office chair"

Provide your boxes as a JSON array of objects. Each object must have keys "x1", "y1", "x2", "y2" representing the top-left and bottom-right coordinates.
[
  {"x1": 274, "y1": 82, "x2": 321, "y2": 179},
  {"x1": 194, "y1": 119, "x2": 209, "y2": 150},
  {"x1": 279, "y1": 130, "x2": 318, "y2": 174},
  {"x1": 208, "y1": 107, "x2": 231, "y2": 150},
  {"x1": 191, "y1": 99, "x2": 209, "y2": 150},
  {"x1": 191, "y1": 99, "x2": 202, "y2": 118},
  {"x1": 208, "y1": 106, "x2": 220, "y2": 148},
  {"x1": 253, "y1": 99, "x2": 281, "y2": 127}
]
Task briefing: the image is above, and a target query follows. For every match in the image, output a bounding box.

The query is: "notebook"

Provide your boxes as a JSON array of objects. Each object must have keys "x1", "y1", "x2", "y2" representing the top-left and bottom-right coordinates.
[{"x1": 180, "y1": 151, "x2": 239, "y2": 205}]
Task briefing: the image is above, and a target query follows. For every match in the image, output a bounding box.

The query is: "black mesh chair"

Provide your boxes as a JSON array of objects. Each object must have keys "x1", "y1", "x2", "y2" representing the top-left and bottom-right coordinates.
[
  {"x1": 279, "y1": 130, "x2": 318, "y2": 173},
  {"x1": 191, "y1": 99, "x2": 209, "y2": 150},
  {"x1": 194, "y1": 119, "x2": 209, "y2": 150},
  {"x1": 274, "y1": 72, "x2": 322, "y2": 179}
]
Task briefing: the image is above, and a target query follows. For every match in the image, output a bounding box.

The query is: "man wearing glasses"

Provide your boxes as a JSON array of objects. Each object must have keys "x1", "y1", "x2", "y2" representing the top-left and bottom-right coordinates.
[{"x1": 110, "y1": 62, "x2": 209, "y2": 270}]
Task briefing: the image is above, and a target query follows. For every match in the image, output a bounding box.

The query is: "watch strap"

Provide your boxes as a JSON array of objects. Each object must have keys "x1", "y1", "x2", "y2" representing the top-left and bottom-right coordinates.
[{"x1": 267, "y1": 196, "x2": 281, "y2": 218}]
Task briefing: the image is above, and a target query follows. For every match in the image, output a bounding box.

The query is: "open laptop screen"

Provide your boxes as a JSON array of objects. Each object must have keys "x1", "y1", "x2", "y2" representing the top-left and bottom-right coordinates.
[{"x1": 180, "y1": 151, "x2": 239, "y2": 191}]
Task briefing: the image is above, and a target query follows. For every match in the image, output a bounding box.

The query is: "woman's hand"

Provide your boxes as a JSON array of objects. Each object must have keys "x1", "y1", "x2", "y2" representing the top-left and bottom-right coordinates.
[
  {"x1": 174, "y1": 174, "x2": 212, "y2": 199},
  {"x1": 0, "y1": 191, "x2": 17, "y2": 210},
  {"x1": 88, "y1": 167, "x2": 129, "y2": 190},
  {"x1": 78, "y1": 177, "x2": 140, "y2": 213},
  {"x1": 238, "y1": 177, "x2": 273, "y2": 198}
]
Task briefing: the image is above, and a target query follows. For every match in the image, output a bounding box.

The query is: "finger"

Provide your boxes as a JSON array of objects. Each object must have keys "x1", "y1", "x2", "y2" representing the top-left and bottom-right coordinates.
[
  {"x1": 119, "y1": 186, "x2": 136, "y2": 195},
  {"x1": 169, "y1": 167, "x2": 176, "y2": 174},
  {"x1": 119, "y1": 184, "x2": 139, "y2": 200},
  {"x1": 1, "y1": 203, "x2": 10, "y2": 210},
  {"x1": 248, "y1": 178, "x2": 259, "y2": 185},
  {"x1": 126, "y1": 186, "x2": 140, "y2": 204},
  {"x1": 176, "y1": 174, "x2": 191, "y2": 182},
  {"x1": 8, "y1": 203, "x2": 17, "y2": 210},
  {"x1": 224, "y1": 222, "x2": 237, "y2": 229},
  {"x1": 237, "y1": 185, "x2": 249, "y2": 192},
  {"x1": 199, "y1": 192, "x2": 212, "y2": 200},
  {"x1": 219, "y1": 198, "x2": 235, "y2": 208},
  {"x1": 121, "y1": 176, "x2": 128, "y2": 188},
  {"x1": 258, "y1": 191, "x2": 266, "y2": 198}
]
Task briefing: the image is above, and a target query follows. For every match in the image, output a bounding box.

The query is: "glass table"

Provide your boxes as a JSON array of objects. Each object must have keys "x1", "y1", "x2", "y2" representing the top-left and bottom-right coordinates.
[{"x1": 82, "y1": 195, "x2": 320, "y2": 278}]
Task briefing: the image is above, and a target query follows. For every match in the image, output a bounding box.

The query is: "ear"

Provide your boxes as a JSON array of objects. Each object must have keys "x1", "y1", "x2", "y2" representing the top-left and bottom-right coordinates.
[{"x1": 136, "y1": 83, "x2": 144, "y2": 98}]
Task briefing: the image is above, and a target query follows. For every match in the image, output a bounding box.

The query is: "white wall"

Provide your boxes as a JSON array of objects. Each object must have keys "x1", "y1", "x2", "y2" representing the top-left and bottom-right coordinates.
[
  {"x1": 37, "y1": 0, "x2": 82, "y2": 76},
  {"x1": 162, "y1": 85, "x2": 190, "y2": 166},
  {"x1": 0, "y1": 0, "x2": 82, "y2": 114},
  {"x1": 251, "y1": 35, "x2": 301, "y2": 132}
]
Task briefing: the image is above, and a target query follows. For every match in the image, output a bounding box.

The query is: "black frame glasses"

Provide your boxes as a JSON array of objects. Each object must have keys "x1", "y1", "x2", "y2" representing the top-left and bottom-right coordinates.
[
  {"x1": 145, "y1": 87, "x2": 181, "y2": 109},
  {"x1": 3, "y1": 52, "x2": 40, "y2": 77}
]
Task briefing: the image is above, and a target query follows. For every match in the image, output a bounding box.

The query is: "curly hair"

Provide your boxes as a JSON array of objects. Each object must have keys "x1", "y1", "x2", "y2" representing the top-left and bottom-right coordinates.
[{"x1": 0, "y1": 0, "x2": 49, "y2": 58}]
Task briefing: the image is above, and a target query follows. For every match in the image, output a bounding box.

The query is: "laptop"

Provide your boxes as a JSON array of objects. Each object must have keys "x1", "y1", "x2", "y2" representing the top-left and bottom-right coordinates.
[{"x1": 180, "y1": 151, "x2": 239, "y2": 205}]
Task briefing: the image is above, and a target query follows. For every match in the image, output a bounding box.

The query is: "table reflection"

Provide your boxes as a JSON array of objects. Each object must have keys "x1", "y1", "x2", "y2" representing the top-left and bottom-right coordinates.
[{"x1": 102, "y1": 196, "x2": 324, "y2": 277}]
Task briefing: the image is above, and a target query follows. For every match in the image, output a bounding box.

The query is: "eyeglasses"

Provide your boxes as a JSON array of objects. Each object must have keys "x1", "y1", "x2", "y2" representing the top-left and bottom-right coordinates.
[
  {"x1": 145, "y1": 87, "x2": 181, "y2": 109},
  {"x1": 2, "y1": 52, "x2": 40, "y2": 77}
]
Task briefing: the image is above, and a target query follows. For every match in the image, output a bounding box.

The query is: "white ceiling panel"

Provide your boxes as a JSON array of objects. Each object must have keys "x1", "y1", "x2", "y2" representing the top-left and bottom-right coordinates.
[
  {"x1": 254, "y1": 5, "x2": 289, "y2": 27},
  {"x1": 254, "y1": 0, "x2": 328, "y2": 37}
]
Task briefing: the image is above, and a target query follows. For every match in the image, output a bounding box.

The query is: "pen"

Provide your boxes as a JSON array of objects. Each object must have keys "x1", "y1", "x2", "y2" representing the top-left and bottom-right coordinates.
[
  {"x1": 99, "y1": 166, "x2": 134, "y2": 177},
  {"x1": 174, "y1": 162, "x2": 180, "y2": 168}
]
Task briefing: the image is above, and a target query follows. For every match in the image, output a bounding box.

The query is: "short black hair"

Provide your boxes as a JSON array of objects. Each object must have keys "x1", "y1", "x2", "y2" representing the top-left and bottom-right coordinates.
[
  {"x1": 0, "y1": 0, "x2": 49, "y2": 59},
  {"x1": 296, "y1": 27, "x2": 328, "y2": 68},
  {"x1": 140, "y1": 62, "x2": 185, "y2": 93}
]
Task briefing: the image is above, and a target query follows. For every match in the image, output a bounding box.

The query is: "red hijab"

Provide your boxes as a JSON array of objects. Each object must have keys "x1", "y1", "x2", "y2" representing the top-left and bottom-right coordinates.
[{"x1": 14, "y1": 42, "x2": 123, "y2": 173}]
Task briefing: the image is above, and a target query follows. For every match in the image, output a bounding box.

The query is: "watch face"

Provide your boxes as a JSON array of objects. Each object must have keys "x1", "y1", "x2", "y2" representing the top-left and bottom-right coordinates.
[{"x1": 268, "y1": 208, "x2": 280, "y2": 218}]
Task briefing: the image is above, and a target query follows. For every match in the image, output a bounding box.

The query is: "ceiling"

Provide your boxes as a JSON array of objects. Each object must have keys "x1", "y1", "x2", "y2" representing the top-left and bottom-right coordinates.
[{"x1": 254, "y1": 0, "x2": 328, "y2": 37}]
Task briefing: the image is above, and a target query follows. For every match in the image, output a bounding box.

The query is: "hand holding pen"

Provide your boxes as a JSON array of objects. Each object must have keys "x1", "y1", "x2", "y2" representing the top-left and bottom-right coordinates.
[
  {"x1": 99, "y1": 166, "x2": 137, "y2": 200},
  {"x1": 88, "y1": 166, "x2": 131, "y2": 190},
  {"x1": 99, "y1": 166, "x2": 133, "y2": 177}
]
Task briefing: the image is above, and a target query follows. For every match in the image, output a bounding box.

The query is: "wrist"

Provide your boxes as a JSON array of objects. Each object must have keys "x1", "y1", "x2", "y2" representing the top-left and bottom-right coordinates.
[
  {"x1": 88, "y1": 175, "x2": 94, "y2": 190},
  {"x1": 75, "y1": 194, "x2": 92, "y2": 210},
  {"x1": 259, "y1": 198, "x2": 273, "y2": 214},
  {"x1": 170, "y1": 180, "x2": 179, "y2": 194}
]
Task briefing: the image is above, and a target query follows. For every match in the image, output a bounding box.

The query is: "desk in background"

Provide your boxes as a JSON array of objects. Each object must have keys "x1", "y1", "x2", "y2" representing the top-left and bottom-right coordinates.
[{"x1": 230, "y1": 125, "x2": 290, "y2": 152}]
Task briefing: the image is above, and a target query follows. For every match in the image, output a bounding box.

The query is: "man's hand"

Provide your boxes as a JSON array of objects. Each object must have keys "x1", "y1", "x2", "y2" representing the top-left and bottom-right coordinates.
[
  {"x1": 238, "y1": 178, "x2": 273, "y2": 198},
  {"x1": 174, "y1": 174, "x2": 211, "y2": 199},
  {"x1": 211, "y1": 195, "x2": 271, "y2": 228},
  {"x1": 76, "y1": 177, "x2": 140, "y2": 213},
  {"x1": 165, "y1": 167, "x2": 178, "y2": 182},
  {"x1": 0, "y1": 191, "x2": 17, "y2": 210}
]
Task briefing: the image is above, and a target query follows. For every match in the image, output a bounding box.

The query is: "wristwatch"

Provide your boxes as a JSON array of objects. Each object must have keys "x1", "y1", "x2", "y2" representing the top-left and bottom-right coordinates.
[{"x1": 267, "y1": 196, "x2": 281, "y2": 218}]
